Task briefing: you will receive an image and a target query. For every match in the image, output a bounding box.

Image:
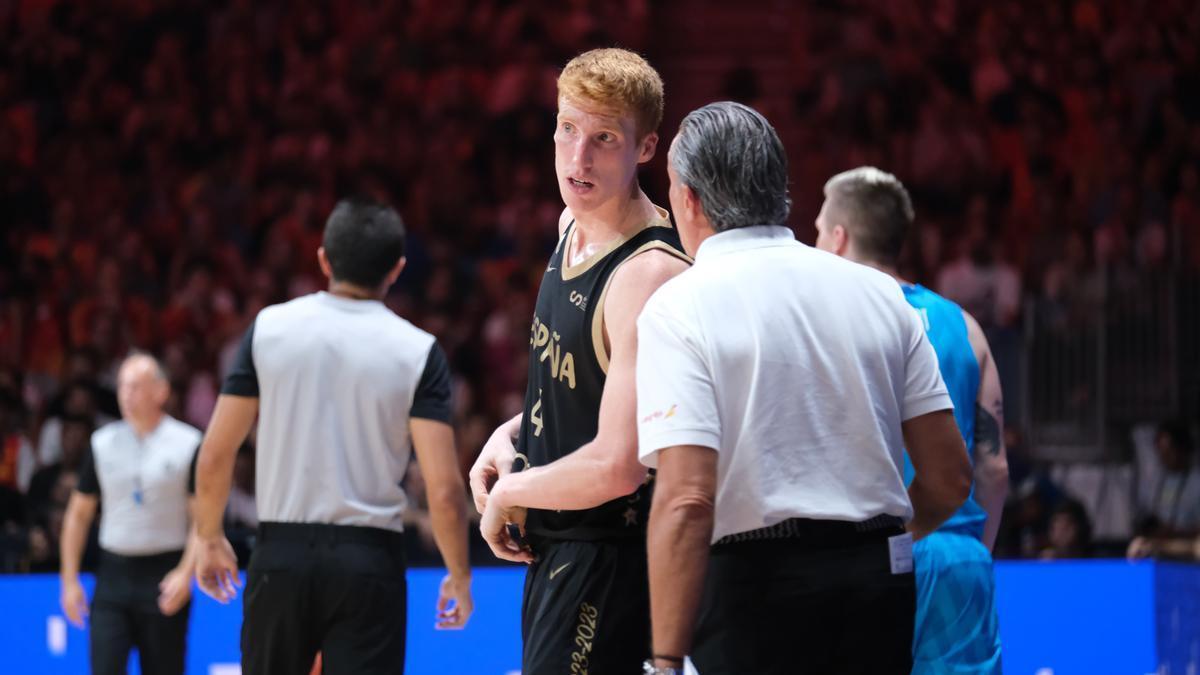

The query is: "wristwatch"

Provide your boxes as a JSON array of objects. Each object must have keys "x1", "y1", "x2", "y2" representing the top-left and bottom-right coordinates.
[{"x1": 642, "y1": 660, "x2": 683, "y2": 675}]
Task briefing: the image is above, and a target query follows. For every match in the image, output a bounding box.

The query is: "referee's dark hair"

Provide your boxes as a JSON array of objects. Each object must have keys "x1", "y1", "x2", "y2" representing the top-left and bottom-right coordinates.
[
  {"x1": 823, "y1": 167, "x2": 915, "y2": 266},
  {"x1": 322, "y1": 198, "x2": 407, "y2": 289}
]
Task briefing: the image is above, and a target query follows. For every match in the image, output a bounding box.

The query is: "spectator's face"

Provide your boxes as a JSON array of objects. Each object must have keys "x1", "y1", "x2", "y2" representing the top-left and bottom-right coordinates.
[
  {"x1": 28, "y1": 528, "x2": 50, "y2": 561},
  {"x1": 1156, "y1": 431, "x2": 1185, "y2": 470},
  {"x1": 64, "y1": 386, "x2": 95, "y2": 417},
  {"x1": 65, "y1": 352, "x2": 97, "y2": 381},
  {"x1": 116, "y1": 356, "x2": 169, "y2": 422},
  {"x1": 554, "y1": 97, "x2": 656, "y2": 217},
  {"x1": 1047, "y1": 511, "x2": 1080, "y2": 550},
  {"x1": 60, "y1": 422, "x2": 90, "y2": 467}
]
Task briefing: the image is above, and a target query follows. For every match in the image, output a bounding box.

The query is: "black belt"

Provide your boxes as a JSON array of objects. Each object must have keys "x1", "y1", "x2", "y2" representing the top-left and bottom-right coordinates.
[
  {"x1": 98, "y1": 548, "x2": 183, "y2": 575},
  {"x1": 714, "y1": 515, "x2": 906, "y2": 546},
  {"x1": 258, "y1": 521, "x2": 405, "y2": 548}
]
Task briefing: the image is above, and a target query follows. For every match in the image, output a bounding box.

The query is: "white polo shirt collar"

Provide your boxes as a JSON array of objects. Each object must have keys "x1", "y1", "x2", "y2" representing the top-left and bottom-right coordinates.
[{"x1": 695, "y1": 224, "x2": 796, "y2": 261}]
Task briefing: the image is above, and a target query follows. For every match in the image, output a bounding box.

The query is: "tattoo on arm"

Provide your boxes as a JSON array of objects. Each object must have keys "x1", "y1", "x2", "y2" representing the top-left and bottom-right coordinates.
[{"x1": 975, "y1": 400, "x2": 1002, "y2": 456}]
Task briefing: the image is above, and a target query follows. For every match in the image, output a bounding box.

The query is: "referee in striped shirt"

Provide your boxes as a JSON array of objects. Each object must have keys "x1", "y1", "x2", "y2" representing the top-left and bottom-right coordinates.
[{"x1": 192, "y1": 198, "x2": 474, "y2": 674}]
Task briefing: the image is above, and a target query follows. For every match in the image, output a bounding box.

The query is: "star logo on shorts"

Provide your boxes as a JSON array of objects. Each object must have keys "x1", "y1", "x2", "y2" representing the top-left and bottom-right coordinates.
[{"x1": 623, "y1": 507, "x2": 638, "y2": 526}]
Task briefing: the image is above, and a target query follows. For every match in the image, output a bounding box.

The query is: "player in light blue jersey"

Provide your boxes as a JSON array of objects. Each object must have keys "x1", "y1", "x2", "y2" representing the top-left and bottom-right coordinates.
[{"x1": 816, "y1": 167, "x2": 1008, "y2": 675}]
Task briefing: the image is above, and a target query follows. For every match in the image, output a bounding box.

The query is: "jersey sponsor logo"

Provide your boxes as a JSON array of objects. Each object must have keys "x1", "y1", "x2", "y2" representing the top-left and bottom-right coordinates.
[
  {"x1": 549, "y1": 562, "x2": 571, "y2": 579},
  {"x1": 640, "y1": 404, "x2": 677, "y2": 425},
  {"x1": 529, "y1": 314, "x2": 577, "y2": 389},
  {"x1": 568, "y1": 290, "x2": 588, "y2": 311}
]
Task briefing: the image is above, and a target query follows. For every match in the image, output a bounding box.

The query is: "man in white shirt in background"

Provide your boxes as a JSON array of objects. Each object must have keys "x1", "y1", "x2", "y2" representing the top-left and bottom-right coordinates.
[{"x1": 636, "y1": 102, "x2": 971, "y2": 675}]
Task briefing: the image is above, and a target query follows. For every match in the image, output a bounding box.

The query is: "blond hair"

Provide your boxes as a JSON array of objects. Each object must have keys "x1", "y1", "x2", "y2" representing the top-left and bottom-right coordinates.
[{"x1": 557, "y1": 48, "x2": 664, "y2": 139}]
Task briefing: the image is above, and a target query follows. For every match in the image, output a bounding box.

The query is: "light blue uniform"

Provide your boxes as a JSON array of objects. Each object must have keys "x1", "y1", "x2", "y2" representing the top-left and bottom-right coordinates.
[{"x1": 902, "y1": 284, "x2": 1002, "y2": 675}]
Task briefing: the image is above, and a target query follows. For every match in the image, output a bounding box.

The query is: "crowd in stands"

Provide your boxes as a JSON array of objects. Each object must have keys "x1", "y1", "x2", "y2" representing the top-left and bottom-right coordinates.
[{"x1": 1, "y1": 0, "x2": 1198, "y2": 570}]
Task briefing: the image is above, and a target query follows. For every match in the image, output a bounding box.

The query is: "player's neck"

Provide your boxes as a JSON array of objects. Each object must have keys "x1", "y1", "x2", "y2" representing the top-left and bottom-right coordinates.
[
  {"x1": 328, "y1": 280, "x2": 382, "y2": 301},
  {"x1": 855, "y1": 256, "x2": 904, "y2": 284},
  {"x1": 571, "y1": 188, "x2": 657, "y2": 248}
]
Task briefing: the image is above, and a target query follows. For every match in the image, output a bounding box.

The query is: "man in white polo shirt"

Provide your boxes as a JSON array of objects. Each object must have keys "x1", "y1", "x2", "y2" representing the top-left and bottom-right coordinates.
[
  {"x1": 191, "y1": 198, "x2": 474, "y2": 675},
  {"x1": 636, "y1": 102, "x2": 972, "y2": 675},
  {"x1": 59, "y1": 352, "x2": 201, "y2": 675}
]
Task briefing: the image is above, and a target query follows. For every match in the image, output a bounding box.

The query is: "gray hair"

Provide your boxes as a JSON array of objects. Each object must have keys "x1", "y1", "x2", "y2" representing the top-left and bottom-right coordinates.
[
  {"x1": 122, "y1": 350, "x2": 169, "y2": 382},
  {"x1": 823, "y1": 166, "x2": 914, "y2": 265},
  {"x1": 669, "y1": 101, "x2": 791, "y2": 232}
]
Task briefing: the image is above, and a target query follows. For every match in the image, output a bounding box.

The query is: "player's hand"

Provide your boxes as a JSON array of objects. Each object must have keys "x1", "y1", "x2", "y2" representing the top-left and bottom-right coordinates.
[
  {"x1": 194, "y1": 534, "x2": 241, "y2": 603},
  {"x1": 157, "y1": 565, "x2": 193, "y2": 616},
  {"x1": 435, "y1": 573, "x2": 474, "y2": 630},
  {"x1": 480, "y1": 490, "x2": 533, "y2": 564},
  {"x1": 60, "y1": 578, "x2": 89, "y2": 628},
  {"x1": 469, "y1": 428, "x2": 518, "y2": 514}
]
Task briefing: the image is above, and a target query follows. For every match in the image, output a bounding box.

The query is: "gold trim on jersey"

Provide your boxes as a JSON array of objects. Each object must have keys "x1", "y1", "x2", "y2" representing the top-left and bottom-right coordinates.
[
  {"x1": 590, "y1": 240, "x2": 694, "y2": 373},
  {"x1": 560, "y1": 205, "x2": 672, "y2": 281}
]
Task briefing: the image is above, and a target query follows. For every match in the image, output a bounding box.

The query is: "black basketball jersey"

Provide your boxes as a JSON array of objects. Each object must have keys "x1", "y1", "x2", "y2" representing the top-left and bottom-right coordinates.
[{"x1": 515, "y1": 209, "x2": 690, "y2": 541}]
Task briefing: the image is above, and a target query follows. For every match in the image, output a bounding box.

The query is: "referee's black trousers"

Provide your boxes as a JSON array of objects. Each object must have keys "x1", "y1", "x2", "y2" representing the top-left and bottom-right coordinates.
[
  {"x1": 691, "y1": 521, "x2": 916, "y2": 675},
  {"x1": 90, "y1": 550, "x2": 189, "y2": 675},
  {"x1": 242, "y1": 522, "x2": 408, "y2": 675}
]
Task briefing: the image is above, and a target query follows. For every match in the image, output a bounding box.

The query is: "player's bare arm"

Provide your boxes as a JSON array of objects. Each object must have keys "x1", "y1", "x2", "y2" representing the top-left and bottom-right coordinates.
[
  {"x1": 192, "y1": 394, "x2": 258, "y2": 602},
  {"x1": 156, "y1": 496, "x2": 199, "y2": 616},
  {"x1": 963, "y1": 310, "x2": 1009, "y2": 551},
  {"x1": 646, "y1": 443, "x2": 718, "y2": 668},
  {"x1": 904, "y1": 409, "x2": 973, "y2": 540},
  {"x1": 480, "y1": 249, "x2": 688, "y2": 561},
  {"x1": 411, "y1": 417, "x2": 474, "y2": 629},
  {"x1": 59, "y1": 490, "x2": 99, "y2": 627}
]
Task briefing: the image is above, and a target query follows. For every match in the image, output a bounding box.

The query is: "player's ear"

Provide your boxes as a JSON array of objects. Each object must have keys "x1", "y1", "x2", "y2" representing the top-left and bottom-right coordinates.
[
  {"x1": 385, "y1": 256, "x2": 407, "y2": 286},
  {"x1": 317, "y1": 247, "x2": 333, "y2": 280},
  {"x1": 684, "y1": 184, "x2": 703, "y2": 223},
  {"x1": 833, "y1": 224, "x2": 850, "y2": 257},
  {"x1": 637, "y1": 131, "x2": 658, "y2": 164}
]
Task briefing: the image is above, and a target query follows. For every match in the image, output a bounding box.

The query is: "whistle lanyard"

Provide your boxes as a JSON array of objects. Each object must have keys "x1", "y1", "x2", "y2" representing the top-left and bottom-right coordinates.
[{"x1": 132, "y1": 439, "x2": 146, "y2": 507}]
